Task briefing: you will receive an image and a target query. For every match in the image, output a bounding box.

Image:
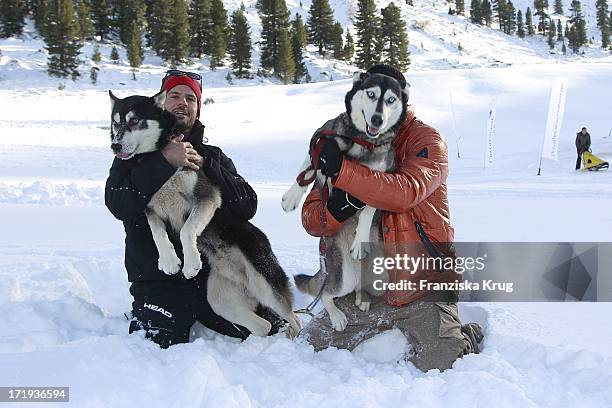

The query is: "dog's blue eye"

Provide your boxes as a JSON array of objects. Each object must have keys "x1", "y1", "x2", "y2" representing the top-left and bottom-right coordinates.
[
  {"x1": 366, "y1": 91, "x2": 376, "y2": 99},
  {"x1": 128, "y1": 117, "x2": 140, "y2": 127},
  {"x1": 387, "y1": 96, "x2": 396, "y2": 104}
]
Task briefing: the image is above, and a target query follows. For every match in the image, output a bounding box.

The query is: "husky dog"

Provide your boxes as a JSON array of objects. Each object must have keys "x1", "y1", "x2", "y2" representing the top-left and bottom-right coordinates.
[
  {"x1": 108, "y1": 90, "x2": 301, "y2": 337},
  {"x1": 282, "y1": 70, "x2": 409, "y2": 331}
]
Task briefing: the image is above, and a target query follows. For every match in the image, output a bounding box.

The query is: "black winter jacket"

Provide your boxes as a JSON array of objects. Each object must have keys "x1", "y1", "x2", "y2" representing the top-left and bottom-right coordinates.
[
  {"x1": 105, "y1": 121, "x2": 257, "y2": 282},
  {"x1": 576, "y1": 131, "x2": 591, "y2": 153}
]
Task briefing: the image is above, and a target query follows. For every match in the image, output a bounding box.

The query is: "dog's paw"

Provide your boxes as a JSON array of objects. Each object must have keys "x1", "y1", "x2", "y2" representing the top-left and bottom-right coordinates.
[
  {"x1": 329, "y1": 308, "x2": 348, "y2": 332},
  {"x1": 285, "y1": 313, "x2": 302, "y2": 339},
  {"x1": 181, "y1": 255, "x2": 202, "y2": 279},
  {"x1": 357, "y1": 300, "x2": 371, "y2": 312},
  {"x1": 350, "y1": 239, "x2": 370, "y2": 260},
  {"x1": 355, "y1": 291, "x2": 371, "y2": 312},
  {"x1": 158, "y1": 252, "x2": 181, "y2": 275},
  {"x1": 281, "y1": 184, "x2": 305, "y2": 212}
]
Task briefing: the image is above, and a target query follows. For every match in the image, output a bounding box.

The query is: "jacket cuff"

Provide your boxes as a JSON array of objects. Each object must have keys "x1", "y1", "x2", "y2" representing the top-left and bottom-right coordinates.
[
  {"x1": 334, "y1": 158, "x2": 358, "y2": 194},
  {"x1": 132, "y1": 151, "x2": 177, "y2": 195}
]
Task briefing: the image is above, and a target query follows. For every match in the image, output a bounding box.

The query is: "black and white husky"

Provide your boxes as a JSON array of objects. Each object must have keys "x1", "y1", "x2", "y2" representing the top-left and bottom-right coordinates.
[
  {"x1": 282, "y1": 71, "x2": 409, "y2": 332},
  {"x1": 108, "y1": 90, "x2": 301, "y2": 338}
]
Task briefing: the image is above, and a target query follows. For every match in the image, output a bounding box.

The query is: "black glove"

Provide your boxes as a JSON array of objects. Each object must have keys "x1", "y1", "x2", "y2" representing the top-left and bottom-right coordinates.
[
  {"x1": 317, "y1": 139, "x2": 343, "y2": 177},
  {"x1": 326, "y1": 187, "x2": 365, "y2": 222}
]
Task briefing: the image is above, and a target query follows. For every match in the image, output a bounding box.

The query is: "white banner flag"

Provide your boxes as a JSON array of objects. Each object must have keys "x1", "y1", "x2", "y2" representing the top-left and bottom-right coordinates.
[
  {"x1": 541, "y1": 78, "x2": 568, "y2": 161},
  {"x1": 484, "y1": 101, "x2": 496, "y2": 168},
  {"x1": 449, "y1": 91, "x2": 461, "y2": 158}
]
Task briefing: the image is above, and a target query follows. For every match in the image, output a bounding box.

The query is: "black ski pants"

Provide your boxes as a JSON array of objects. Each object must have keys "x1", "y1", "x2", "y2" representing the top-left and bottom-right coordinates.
[{"x1": 129, "y1": 271, "x2": 281, "y2": 348}]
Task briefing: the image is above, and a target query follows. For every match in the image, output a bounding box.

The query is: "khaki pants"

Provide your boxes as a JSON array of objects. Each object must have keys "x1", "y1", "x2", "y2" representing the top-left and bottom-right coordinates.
[{"x1": 300, "y1": 293, "x2": 482, "y2": 372}]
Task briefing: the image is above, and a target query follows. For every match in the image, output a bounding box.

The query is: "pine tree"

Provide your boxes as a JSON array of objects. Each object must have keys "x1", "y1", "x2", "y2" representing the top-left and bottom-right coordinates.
[
  {"x1": 127, "y1": 22, "x2": 142, "y2": 78},
  {"x1": 307, "y1": 0, "x2": 335, "y2": 55},
  {"x1": 547, "y1": 19, "x2": 556, "y2": 48},
  {"x1": 75, "y1": 0, "x2": 95, "y2": 41},
  {"x1": 595, "y1": 0, "x2": 609, "y2": 30},
  {"x1": 0, "y1": 0, "x2": 27, "y2": 38},
  {"x1": 595, "y1": 0, "x2": 610, "y2": 48},
  {"x1": 343, "y1": 30, "x2": 355, "y2": 61},
  {"x1": 116, "y1": 0, "x2": 145, "y2": 46},
  {"x1": 569, "y1": 0, "x2": 588, "y2": 48},
  {"x1": 534, "y1": 0, "x2": 550, "y2": 35},
  {"x1": 380, "y1": 2, "x2": 410, "y2": 70},
  {"x1": 32, "y1": 0, "x2": 49, "y2": 37},
  {"x1": 568, "y1": 24, "x2": 579, "y2": 51},
  {"x1": 258, "y1": 0, "x2": 281, "y2": 72},
  {"x1": 290, "y1": 19, "x2": 307, "y2": 83},
  {"x1": 509, "y1": 1, "x2": 517, "y2": 34},
  {"x1": 562, "y1": 41, "x2": 567, "y2": 53},
  {"x1": 499, "y1": 0, "x2": 516, "y2": 34},
  {"x1": 354, "y1": 0, "x2": 380, "y2": 69},
  {"x1": 188, "y1": 0, "x2": 212, "y2": 57},
  {"x1": 331, "y1": 22, "x2": 344, "y2": 59},
  {"x1": 90, "y1": 0, "x2": 112, "y2": 40},
  {"x1": 492, "y1": 0, "x2": 507, "y2": 31},
  {"x1": 517, "y1": 9, "x2": 525, "y2": 38},
  {"x1": 228, "y1": 4, "x2": 252, "y2": 78},
  {"x1": 456, "y1": 0, "x2": 465, "y2": 15},
  {"x1": 90, "y1": 66, "x2": 99, "y2": 84},
  {"x1": 92, "y1": 41, "x2": 101, "y2": 62},
  {"x1": 276, "y1": 22, "x2": 295, "y2": 84},
  {"x1": 44, "y1": 0, "x2": 82, "y2": 79},
  {"x1": 159, "y1": 0, "x2": 189, "y2": 66},
  {"x1": 470, "y1": 0, "x2": 482, "y2": 23},
  {"x1": 209, "y1": 0, "x2": 228, "y2": 67},
  {"x1": 291, "y1": 13, "x2": 307, "y2": 50},
  {"x1": 480, "y1": 0, "x2": 493, "y2": 26},
  {"x1": 148, "y1": 0, "x2": 170, "y2": 54},
  {"x1": 110, "y1": 45, "x2": 119, "y2": 62},
  {"x1": 602, "y1": 23, "x2": 609, "y2": 49},
  {"x1": 557, "y1": 19, "x2": 563, "y2": 41},
  {"x1": 258, "y1": 0, "x2": 294, "y2": 81},
  {"x1": 526, "y1": 7, "x2": 535, "y2": 35},
  {"x1": 554, "y1": 0, "x2": 563, "y2": 14}
]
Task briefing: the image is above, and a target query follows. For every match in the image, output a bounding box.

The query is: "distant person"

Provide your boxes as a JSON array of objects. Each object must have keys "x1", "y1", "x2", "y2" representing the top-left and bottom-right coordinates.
[{"x1": 575, "y1": 127, "x2": 591, "y2": 170}]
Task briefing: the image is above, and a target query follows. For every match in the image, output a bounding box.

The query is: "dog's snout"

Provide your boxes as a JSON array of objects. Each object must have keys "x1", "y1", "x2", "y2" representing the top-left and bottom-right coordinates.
[
  {"x1": 371, "y1": 115, "x2": 383, "y2": 128},
  {"x1": 111, "y1": 143, "x2": 122, "y2": 152}
]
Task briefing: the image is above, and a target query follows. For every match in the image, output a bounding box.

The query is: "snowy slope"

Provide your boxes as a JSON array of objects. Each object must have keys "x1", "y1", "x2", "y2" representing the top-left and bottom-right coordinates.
[
  {"x1": 2, "y1": 0, "x2": 611, "y2": 92},
  {"x1": 1, "y1": 57, "x2": 612, "y2": 406}
]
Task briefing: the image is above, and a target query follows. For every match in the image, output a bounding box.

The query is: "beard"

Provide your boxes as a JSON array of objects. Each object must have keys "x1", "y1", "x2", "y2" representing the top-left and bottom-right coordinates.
[{"x1": 173, "y1": 115, "x2": 196, "y2": 133}]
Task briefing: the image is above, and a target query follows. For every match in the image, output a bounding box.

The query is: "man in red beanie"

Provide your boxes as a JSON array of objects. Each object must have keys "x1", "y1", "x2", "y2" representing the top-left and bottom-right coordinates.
[{"x1": 105, "y1": 71, "x2": 283, "y2": 348}]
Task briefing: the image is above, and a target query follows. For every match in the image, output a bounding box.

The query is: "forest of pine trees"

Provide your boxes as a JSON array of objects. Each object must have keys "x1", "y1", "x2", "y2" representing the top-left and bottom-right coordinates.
[
  {"x1": 0, "y1": 0, "x2": 609, "y2": 82},
  {"x1": 467, "y1": 0, "x2": 608, "y2": 53}
]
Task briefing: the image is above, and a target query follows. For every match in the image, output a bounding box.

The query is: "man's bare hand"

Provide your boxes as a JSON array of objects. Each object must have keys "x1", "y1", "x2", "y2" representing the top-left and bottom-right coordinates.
[{"x1": 161, "y1": 134, "x2": 203, "y2": 170}]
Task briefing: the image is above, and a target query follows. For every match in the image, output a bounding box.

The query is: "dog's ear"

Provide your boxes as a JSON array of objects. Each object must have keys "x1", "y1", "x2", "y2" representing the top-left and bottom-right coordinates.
[
  {"x1": 152, "y1": 90, "x2": 167, "y2": 109},
  {"x1": 109, "y1": 90, "x2": 119, "y2": 110},
  {"x1": 352, "y1": 71, "x2": 368, "y2": 85},
  {"x1": 402, "y1": 82, "x2": 410, "y2": 104}
]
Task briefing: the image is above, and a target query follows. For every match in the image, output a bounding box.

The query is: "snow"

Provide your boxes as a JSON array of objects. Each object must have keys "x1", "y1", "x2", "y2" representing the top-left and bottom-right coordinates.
[{"x1": 2, "y1": 5, "x2": 612, "y2": 407}]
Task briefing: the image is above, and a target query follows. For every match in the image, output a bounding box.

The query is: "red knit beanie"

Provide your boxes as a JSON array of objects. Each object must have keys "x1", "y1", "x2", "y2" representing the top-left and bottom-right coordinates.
[{"x1": 161, "y1": 75, "x2": 202, "y2": 118}]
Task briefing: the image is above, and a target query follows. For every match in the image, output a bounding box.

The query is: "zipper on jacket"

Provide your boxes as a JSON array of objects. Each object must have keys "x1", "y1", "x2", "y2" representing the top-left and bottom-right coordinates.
[{"x1": 414, "y1": 221, "x2": 442, "y2": 264}]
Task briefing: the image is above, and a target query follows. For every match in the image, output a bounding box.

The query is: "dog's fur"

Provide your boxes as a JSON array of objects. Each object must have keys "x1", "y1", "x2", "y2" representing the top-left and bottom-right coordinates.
[
  {"x1": 282, "y1": 72, "x2": 409, "y2": 332},
  {"x1": 109, "y1": 90, "x2": 301, "y2": 338}
]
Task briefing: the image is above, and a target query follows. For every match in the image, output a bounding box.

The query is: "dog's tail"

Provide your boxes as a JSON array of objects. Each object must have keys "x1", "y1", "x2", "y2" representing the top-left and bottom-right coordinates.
[{"x1": 294, "y1": 272, "x2": 325, "y2": 296}]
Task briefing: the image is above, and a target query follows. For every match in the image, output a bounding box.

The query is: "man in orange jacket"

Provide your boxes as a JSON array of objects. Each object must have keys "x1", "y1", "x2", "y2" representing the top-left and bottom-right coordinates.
[{"x1": 299, "y1": 65, "x2": 483, "y2": 372}]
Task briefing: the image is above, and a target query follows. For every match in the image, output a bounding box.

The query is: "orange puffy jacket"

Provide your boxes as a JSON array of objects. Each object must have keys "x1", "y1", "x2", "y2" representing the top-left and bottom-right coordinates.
[{"x1": 301, "y1": 110, "x2": 455, "y2": 306}]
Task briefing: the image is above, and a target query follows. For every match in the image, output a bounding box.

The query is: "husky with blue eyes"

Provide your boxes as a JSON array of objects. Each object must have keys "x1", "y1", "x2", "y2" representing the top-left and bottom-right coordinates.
[
  {"x1": 107, "y1": 90, "x2": 302, "y2": 338},
  {"x1": 282, "y1": 67, "x2": 410, "y2": 331}
]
